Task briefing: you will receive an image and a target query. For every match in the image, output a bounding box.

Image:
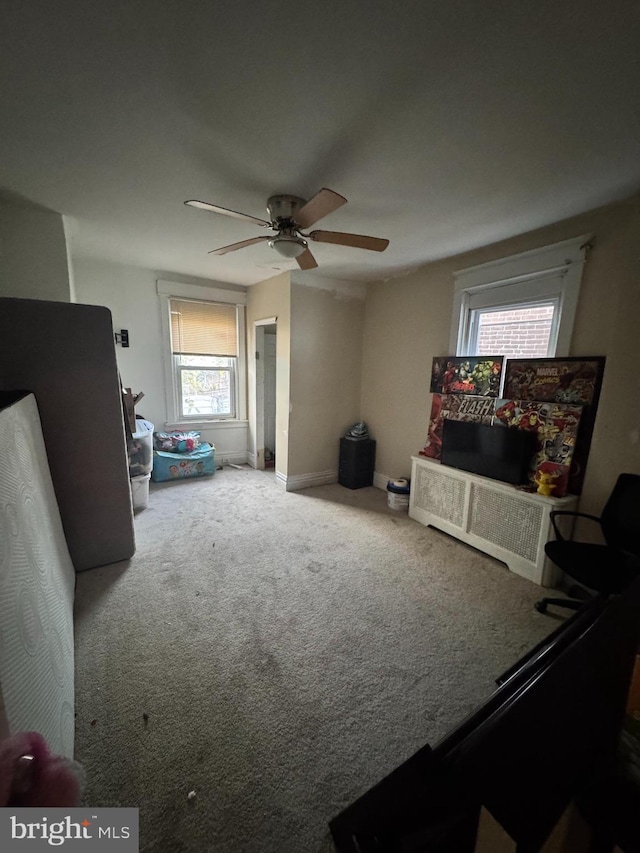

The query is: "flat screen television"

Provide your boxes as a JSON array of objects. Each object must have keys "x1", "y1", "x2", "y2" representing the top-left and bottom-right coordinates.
[
  {"x1": 329, "y1": 579, "x2": 640, "y2": 851},
  {"x1": 441, "y1": 419, "x2": 535, "y2": 485}
]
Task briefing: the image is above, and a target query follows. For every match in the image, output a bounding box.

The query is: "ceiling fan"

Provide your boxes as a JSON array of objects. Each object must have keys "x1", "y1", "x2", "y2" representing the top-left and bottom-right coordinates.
[{"x1": 184, "y1": 188, "x2": 389, "y2": 270}]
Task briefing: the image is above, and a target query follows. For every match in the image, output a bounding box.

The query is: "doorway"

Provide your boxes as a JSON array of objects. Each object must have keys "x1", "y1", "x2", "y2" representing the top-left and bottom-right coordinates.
[{"x1": 254, "y1": 318, "x2": 277, "y2": 471}]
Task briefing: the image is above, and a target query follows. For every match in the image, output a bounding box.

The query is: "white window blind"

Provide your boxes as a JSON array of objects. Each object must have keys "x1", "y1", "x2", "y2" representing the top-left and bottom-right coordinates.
[{"x1": 170, "y1": 299, "x2": 238, "y2": 357}]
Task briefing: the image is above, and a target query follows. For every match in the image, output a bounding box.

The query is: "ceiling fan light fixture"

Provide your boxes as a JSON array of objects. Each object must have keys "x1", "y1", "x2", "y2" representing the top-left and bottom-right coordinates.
[{"x1": 269, "y1": 234, "x2": 308, "y2": 258}]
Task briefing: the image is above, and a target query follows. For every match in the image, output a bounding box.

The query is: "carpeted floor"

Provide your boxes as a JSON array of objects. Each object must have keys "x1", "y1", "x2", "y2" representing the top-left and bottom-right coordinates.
[{"x1": 74, "y1": 466, "x2": 557, "y2": 852}]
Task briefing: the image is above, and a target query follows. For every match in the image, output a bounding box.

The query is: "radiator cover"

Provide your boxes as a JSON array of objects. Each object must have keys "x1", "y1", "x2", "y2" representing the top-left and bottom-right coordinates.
[{"x1": 410, "y1": 456, "x2": 578, "y2": 587}]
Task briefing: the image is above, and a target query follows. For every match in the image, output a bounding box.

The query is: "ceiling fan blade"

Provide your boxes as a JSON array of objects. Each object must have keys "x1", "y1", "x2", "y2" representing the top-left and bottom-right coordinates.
[
  {"x1": 185, "y1": 199, "x2": 271, "y2": 228},
  {"x1": 309, "y1": 230, "x2": 389, "y2": 252},
  {"x1": 295, "y1": 188, "x2": 347, "y2": 228},
  {"x1": 208, "y1": 236, "x2": 270, "y2": 255},
  {"x1": 296, "y1": 248, "x2": 318, "y2": 270}
]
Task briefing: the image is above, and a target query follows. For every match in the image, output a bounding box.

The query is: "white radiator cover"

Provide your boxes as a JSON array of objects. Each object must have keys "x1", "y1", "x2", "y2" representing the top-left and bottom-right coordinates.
[{"x1": 410, "y1": 456, "x2": 578, "y2": 587}]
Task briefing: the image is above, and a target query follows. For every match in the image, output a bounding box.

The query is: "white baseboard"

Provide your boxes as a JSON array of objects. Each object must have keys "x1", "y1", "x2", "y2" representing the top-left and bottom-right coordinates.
[
  {"x1": 373, "y1": 471, "x2": 391, "y2": 491},
  {"x1": 279, "y1": 469, "x2": 338, "y2": 492},
  {"x1": 217, "y1": 450, "x2": 249, "y2": 466},
  {"x1": 228, "y1": 460, "x2": 388, "y2": 490}
]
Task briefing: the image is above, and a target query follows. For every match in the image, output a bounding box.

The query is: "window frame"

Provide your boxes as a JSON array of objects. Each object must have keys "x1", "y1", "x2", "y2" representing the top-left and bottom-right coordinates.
[
  {"x1": 450, "y1": 235, "x2": 591, "y2": 358},
  {"x1": 157, "y1": 280, "x2": 247, "y2": 429}
]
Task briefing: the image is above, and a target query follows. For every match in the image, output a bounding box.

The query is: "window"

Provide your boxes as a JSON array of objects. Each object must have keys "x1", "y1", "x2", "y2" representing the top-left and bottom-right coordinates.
[
  {"x1": 467, "y1": 300, "x2": 559, "y2": 360},
  {"x1": 473, "y1": 303, "x2": 555, "y2": 358},
  {"x1": 169, "y1": 298, "x2": 239, "y2": 420},
  {"x1": 175, "y1": 354, "x2": 235, "y2": 418},
  {"x1": 158, "y1": 292, "x2": 245, "y2": 426},
  {"x1": 451, "y1": 235, "x2": 590, "y2": 360},
  {"x1": 158, "y1": 279, "x2": 247, "y2": 429}
]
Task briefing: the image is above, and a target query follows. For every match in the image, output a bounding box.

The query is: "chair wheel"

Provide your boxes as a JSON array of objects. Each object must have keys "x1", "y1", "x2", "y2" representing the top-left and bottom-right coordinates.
[{"x1": 535, "y1": 600, "x2": 547, "y2": 614}]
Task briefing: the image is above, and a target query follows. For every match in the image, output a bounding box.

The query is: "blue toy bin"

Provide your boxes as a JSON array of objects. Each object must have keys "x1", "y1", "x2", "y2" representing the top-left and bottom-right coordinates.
[{"x1": 151, "y1": 443, "x2": 215, "y2": 483}]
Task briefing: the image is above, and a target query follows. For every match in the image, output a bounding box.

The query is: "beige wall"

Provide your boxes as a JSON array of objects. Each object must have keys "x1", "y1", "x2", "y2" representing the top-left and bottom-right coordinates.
[
  {"x1": 361, "y1": 194, "x2": 640, "y2": 519},
  {"x1": 0, "y1": 196, "x2": 72, "y2": 302},
  {"x1": 74, "y1": 258, "x2": 167, "y2": 427},
  {"x1": 361, "y1": 260, "x2": 454, "y2": 483},
  {"x1": 247, "y1": 273, "x2": 291, "y2": 477},
  {"x1": 73, "y1": 258, "x2": 249, "y2": 459},
  {"x1": 288, "y1": 282, "x2": 364, "y2": 477}
]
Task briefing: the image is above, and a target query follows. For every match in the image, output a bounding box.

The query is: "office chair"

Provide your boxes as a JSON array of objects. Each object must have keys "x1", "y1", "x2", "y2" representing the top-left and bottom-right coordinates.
[{"x1": 535, "y1": 473, "x2": 640, "y2": 615}]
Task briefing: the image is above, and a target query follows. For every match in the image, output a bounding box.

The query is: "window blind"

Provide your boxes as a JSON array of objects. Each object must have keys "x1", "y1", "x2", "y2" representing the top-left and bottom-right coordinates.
[{"x1": 170, "y1": 299, "x2": 238, "y2": 357}]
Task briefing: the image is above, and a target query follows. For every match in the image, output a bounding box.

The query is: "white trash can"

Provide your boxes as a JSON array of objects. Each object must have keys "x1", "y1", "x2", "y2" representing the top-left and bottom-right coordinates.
[{"x1": 387, "y1": 478, "x2": 411, "y2": 511}]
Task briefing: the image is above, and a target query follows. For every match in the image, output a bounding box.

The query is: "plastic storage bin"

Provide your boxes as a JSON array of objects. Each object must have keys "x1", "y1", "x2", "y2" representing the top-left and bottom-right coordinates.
[
  {"x1": 151, "y1": 443, "x2": 215, "y2": 483},
  {"x1": 128, "y1": 419, "x2": 154, "y2": 477},
  {"x1": 130, "y1": 473, "x2": 151, "y2": 511}
]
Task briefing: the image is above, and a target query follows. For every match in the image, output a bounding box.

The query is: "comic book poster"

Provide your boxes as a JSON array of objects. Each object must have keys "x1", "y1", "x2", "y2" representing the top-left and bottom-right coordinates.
[
  {"x1": 493, "y1": 399, "x2": 583, "y2": 497},
  {"x1": 430, "y1": 355, "x2": 504, "y2": 397},
  {"x1": 420, "y1": 394, "x2": 496, "y2": 459},
  {"x1": 503, "y1": 357, "x2": 605, "y2": 494},
  {"x1": 503, "y1": 357, "x2": 605, "y2": 405}
]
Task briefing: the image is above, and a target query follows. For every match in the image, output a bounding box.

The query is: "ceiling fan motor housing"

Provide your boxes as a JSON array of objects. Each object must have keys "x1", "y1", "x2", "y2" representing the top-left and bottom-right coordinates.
[{"x1": 267, "y1": 194, "x2": 306, "y2": 227}]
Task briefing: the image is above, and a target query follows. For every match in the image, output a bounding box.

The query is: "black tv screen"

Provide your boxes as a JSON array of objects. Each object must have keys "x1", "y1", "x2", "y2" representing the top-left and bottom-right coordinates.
[{"x1": 440, "y1": 419, "x2": 535, "y2": 485}]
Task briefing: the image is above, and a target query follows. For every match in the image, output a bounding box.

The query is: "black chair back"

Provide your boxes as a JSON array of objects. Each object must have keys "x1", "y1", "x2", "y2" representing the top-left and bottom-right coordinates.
[{"x1": 600, "y1": 473, "x2": 640, "y2": 557}]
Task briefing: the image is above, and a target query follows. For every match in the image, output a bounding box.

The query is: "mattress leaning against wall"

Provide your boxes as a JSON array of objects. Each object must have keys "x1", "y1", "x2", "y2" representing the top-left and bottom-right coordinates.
[
  {"x1": 0, "y1": 392, "x2": 75, "y2": 757},
  {"x1": 0, "y1": 297, "x2": 135, "y2": 571}
]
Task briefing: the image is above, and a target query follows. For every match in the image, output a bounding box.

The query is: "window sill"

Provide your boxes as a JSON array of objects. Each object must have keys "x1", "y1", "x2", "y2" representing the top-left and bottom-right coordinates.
[{"x1": 165, "y1": 419, "x2": 249, "y2": 431}]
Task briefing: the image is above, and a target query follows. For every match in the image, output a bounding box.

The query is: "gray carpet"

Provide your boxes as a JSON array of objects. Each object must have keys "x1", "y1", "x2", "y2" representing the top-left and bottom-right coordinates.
[{"x1": 74, "y1": 466, "x2": 557, "y2": 852}]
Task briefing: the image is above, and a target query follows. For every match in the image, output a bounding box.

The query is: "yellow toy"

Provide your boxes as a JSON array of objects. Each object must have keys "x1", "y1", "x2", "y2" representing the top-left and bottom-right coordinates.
[{"x1": 535, "y1": 471, "x2": 557, "y2": 497}]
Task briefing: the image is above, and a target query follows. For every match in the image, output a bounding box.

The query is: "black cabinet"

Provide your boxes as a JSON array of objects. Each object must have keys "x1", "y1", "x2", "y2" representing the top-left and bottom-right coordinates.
[{"x1": 339, "y1": 438, "x2": 376, "y2": 489}]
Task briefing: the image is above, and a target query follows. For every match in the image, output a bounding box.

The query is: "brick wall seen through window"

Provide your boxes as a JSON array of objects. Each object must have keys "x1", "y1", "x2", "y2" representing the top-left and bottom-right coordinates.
[{"x1": 475, "y1": 305, "x2": 554, "y2": 359}]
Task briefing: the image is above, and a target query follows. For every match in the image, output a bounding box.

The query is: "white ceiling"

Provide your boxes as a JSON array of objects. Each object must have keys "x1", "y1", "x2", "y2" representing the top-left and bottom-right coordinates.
[{"x1": 1, "y1": 1, "x2": 639, "y2": 286}]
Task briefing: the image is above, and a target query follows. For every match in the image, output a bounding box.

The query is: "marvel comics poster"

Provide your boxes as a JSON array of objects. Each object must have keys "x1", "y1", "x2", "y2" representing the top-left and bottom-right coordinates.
[
  {"x1": 430, "y1": 356, "x2": 504, "y2": 397},
  {"x1": 503, "y1": 357, "x2": 605, "y2": 405},
  {"x1": 420, "y1": 394, "x2": 496, "y2": 459},
  {"x1": 493, "y1": 399, "x2": 583, "y2": 497},
  {"x1": 503, "y1": 357, "x2": 605, "y2": 494}
]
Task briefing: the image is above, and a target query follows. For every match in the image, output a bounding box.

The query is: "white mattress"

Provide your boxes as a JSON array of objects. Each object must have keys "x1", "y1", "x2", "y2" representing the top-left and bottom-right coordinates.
[{"x1": 0, "y1": 393, "x2": 75, "y2": 757}]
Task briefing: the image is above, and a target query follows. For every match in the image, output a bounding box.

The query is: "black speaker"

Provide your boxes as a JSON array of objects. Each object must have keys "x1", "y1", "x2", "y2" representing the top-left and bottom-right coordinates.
[{"x1": 339, "y1": 437, "x2": 376, "y2": 489}]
